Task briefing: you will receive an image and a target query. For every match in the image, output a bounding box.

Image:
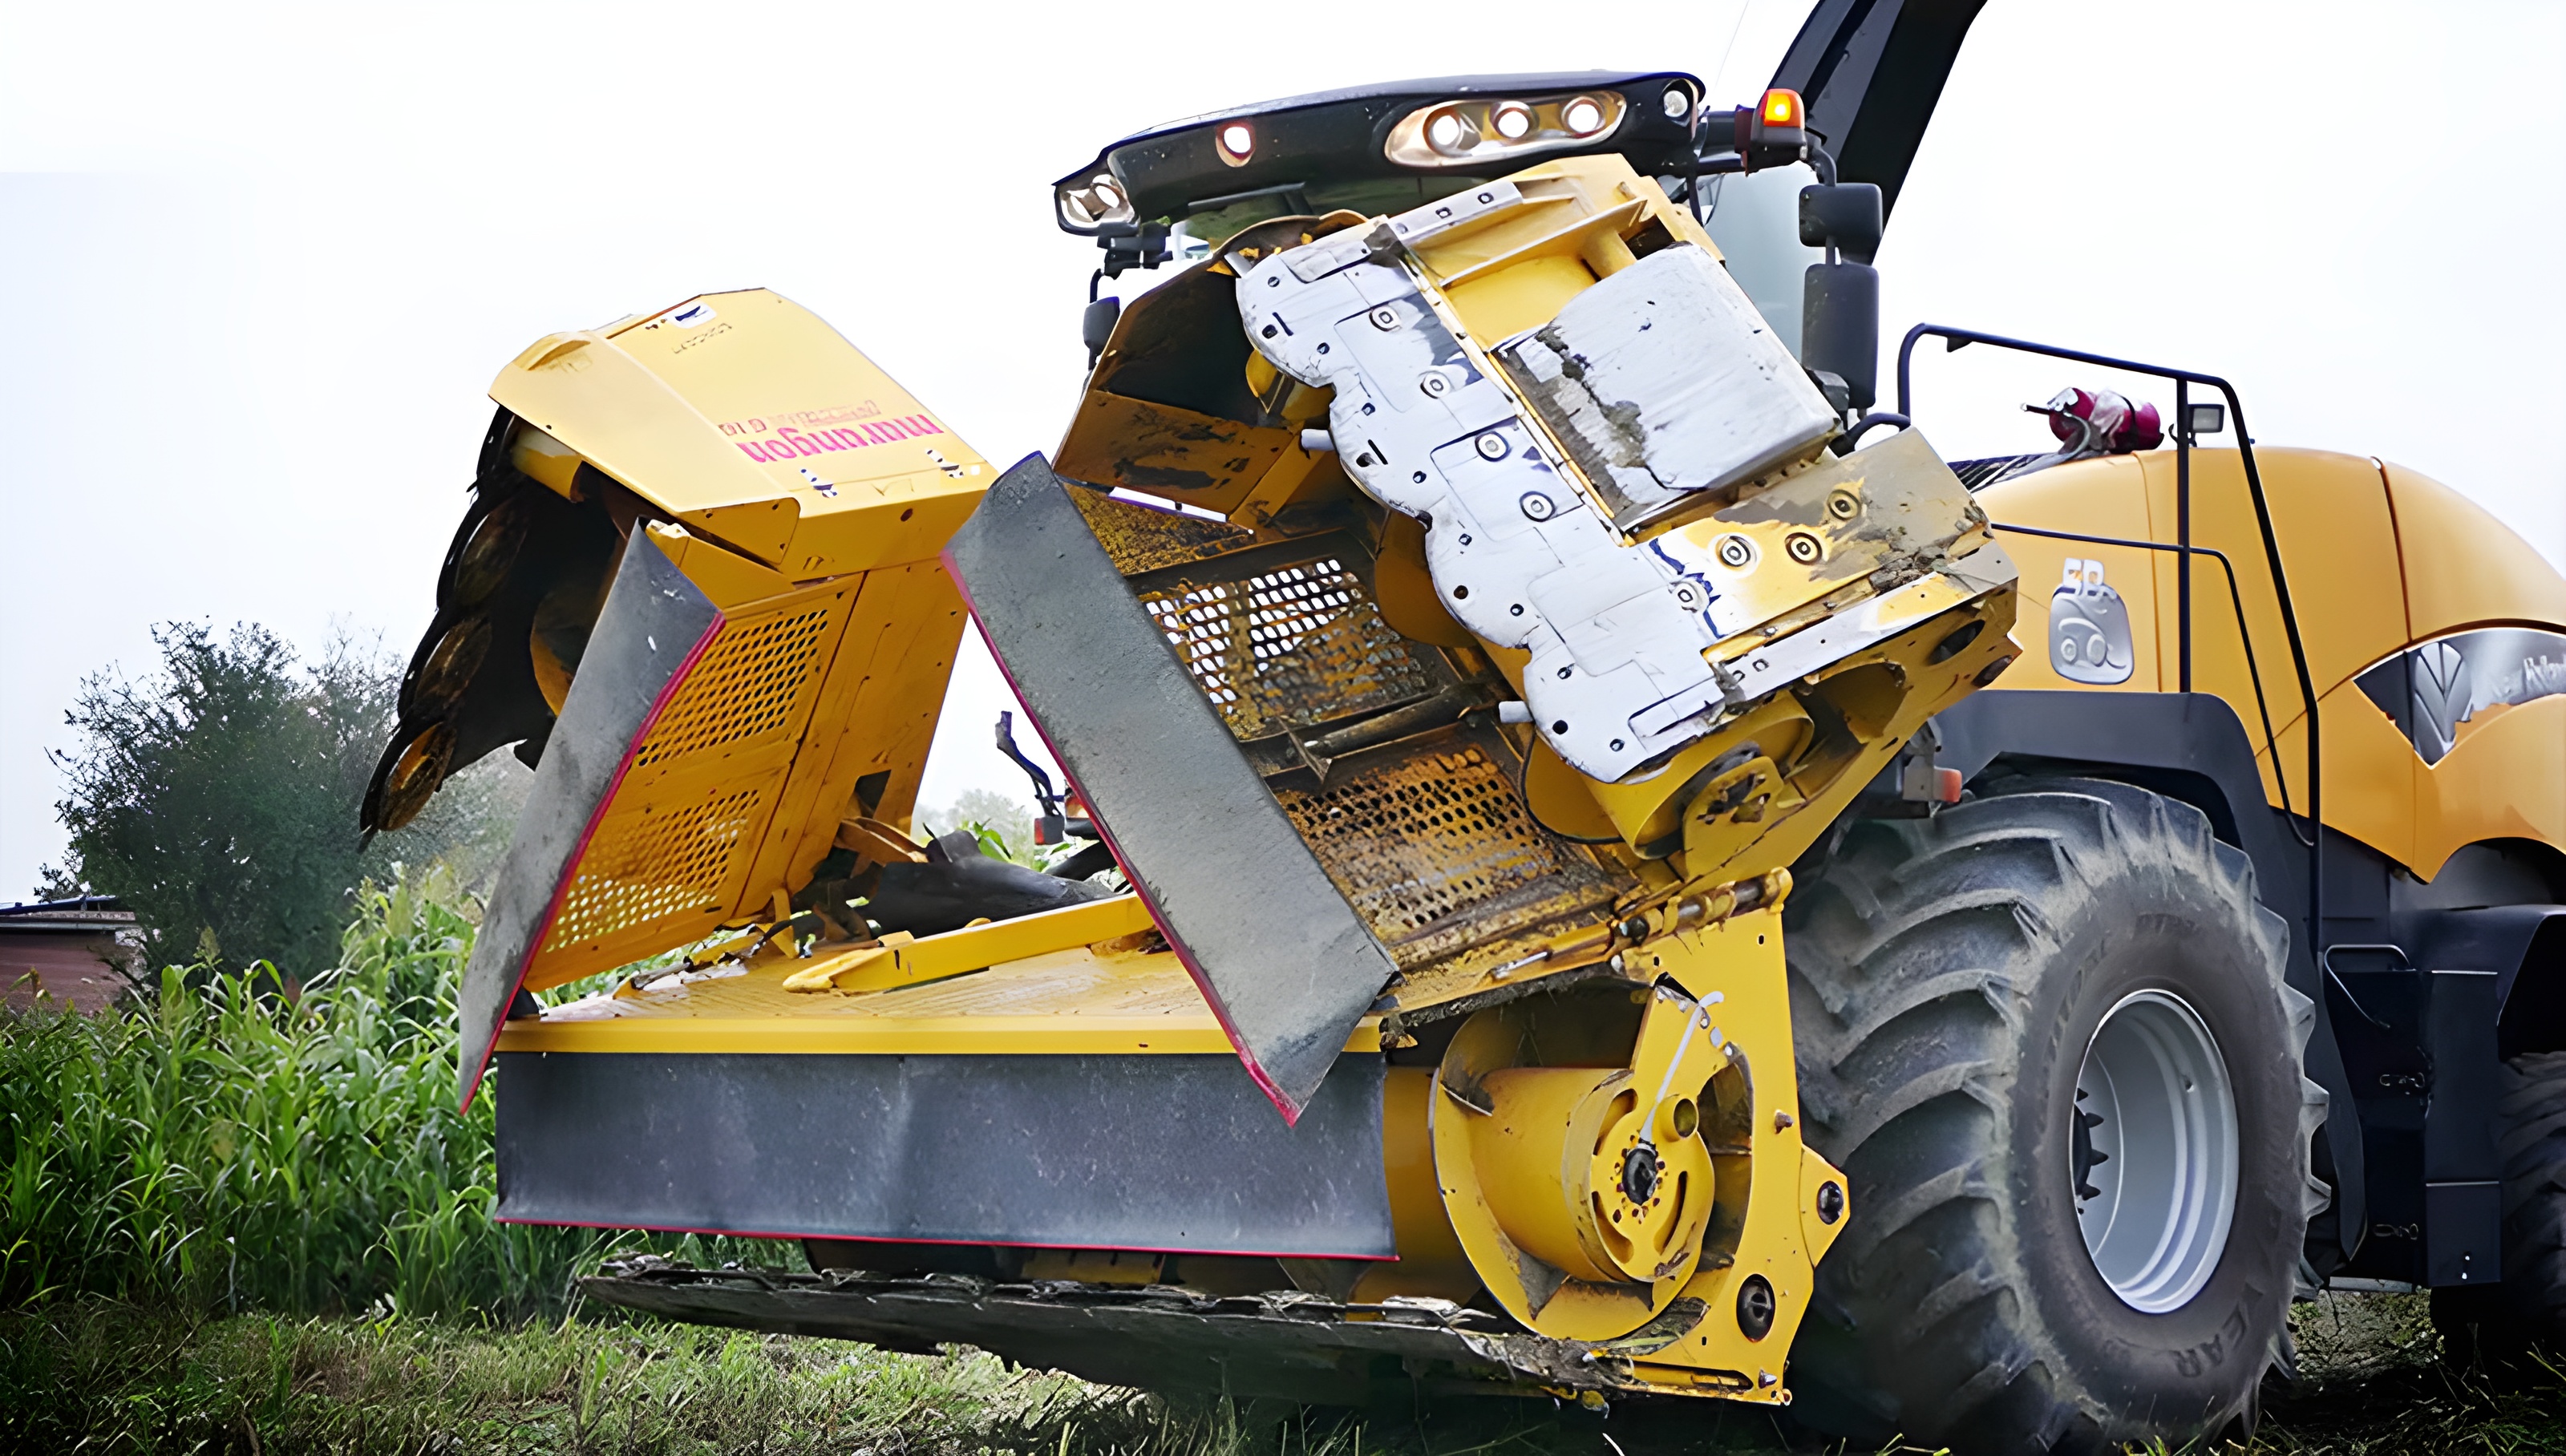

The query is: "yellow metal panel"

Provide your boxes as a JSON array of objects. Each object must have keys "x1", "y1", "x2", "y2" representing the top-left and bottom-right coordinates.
[
  {"x1": 500, "y1": 1016, "x2": 1259, "y2": 1056},
  {"x1": 2413, "y1": 693, "x2": 2566, "y2": 880},
  {"x1": 775, "y1": 558, "x2": 968, "y2": 854},
  {"x1": 2381, "y1": 462, "x2": 2566, "y2": 872},
  {"x1": 1994, "y1": 451, "x2": 2422, "y2": 851},
  {"x1": 733, "y1": 560, "x2": 965, "y2": 906},
  {"x1": 643, "y1": 522, "x2": 792, "y2": 609},
  {"x1": 494, "y1": 289, "x2": 990, "y2": 580},
  {"x1": 522, "y1": 576, "x2": 860, "y2": 990},
  {"x1": 1404, "y1": 159, "x2": 1718, "y2": 363},
  {"x1": 495, "y1": 937, "x2": 1384, "y2": 1057},
  {"x1": 783, "y1": 896, "x2": 1155, "y2": 993},
  {"x1": 1053, "y1": 391, "x2": 1294, "y2": 510},
  {"x1": 2134, "y1": 448, "x2": 2404, "y2": 717},
  {"x1": 1975, "y1": 455, "x2": 2162, "y2": 694},
  {"x1": 2258, "y1": 682, "x2": 2415, "y2": 870},
  {"x1": 2384, "y1": 461, "x2": 2566, "y2": 638},
  {"x1": 496, "y1": 326, "x2": 799, "y2": 561},
  {"x1": 1627, "y1": 909, "x2": 1819, "y2": 1398},
  {"x1": 1442, "y1": 253, "x2": 1603, "y2": 342},
  {"x1": 1795, "y1": 1145, "x2": 1849, "y2": 1268}
]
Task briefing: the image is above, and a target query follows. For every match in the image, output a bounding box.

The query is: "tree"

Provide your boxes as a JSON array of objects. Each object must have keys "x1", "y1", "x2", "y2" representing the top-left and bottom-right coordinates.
[
  {"x1": 41, "y1": 622, "x2": 523, "y2": 981},
  {"x1": 920, "y1": 786, "x2": 1038, "y2": 865}
]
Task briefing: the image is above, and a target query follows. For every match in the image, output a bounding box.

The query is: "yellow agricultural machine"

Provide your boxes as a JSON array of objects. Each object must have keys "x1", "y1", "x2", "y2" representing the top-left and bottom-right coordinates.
[{"x1": 367, "y1": 3, "x2": 2566, "y2": 1450}]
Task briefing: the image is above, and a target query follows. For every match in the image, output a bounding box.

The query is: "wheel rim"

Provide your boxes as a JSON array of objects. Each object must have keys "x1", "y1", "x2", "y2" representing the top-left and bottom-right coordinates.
[{"x1": 2071, "y1": 989, "x2": 2239, "y2": 1313}]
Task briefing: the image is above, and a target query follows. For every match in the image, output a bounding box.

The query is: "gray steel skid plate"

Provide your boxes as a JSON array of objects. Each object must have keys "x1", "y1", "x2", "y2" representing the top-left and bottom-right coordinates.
[
  {"x1": 943, "y1": 454, "x2": 1399, "y2": 1122},
  {"x1": 579, "y1": 1260, "x2": 1628, "y2": 1405}
]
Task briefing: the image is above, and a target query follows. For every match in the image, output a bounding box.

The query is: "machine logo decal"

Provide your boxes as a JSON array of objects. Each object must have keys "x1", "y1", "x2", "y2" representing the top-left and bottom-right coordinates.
[
  {"x1": 2356, "y1": 627, "x2": 2566, "y2": 765},
  {"x1": 732, "y1": 414, "x2": 945, "y2": 463},
  {"x1": 639, "y1": 301, "x2": 719, "y2": 331},
  {"x1": 2049, "y1": 557, "x2": 2134, "y2": 685}
]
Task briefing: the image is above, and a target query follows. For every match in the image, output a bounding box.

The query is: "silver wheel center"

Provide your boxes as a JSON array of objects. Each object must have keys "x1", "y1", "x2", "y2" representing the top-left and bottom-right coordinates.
[{"x1": 2072, "y1": 989, "x2": 2239, "y2": 1313}]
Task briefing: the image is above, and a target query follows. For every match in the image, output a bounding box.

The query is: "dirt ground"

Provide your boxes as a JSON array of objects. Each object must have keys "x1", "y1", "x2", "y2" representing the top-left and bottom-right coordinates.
[{"x1": 3, "y1": 1289, "x2": 2558, "y2": 1455}]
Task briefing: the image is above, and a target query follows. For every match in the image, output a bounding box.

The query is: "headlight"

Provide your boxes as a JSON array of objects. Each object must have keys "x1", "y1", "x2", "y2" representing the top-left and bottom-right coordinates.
[
  {"x1": 1057, "y1": 173, "x2": 1135, "y2": 231},
  {"x1": 1384, "y1": 91, "x2": 1629, "y2": 169}
]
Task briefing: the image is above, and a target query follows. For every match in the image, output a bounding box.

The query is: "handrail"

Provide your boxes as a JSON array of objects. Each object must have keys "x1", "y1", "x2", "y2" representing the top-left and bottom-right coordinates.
[
  {"x1": 1898, "y1": 322, "x2": 2324, "y2": 960},
  {"x1": 1985, "y1": 522, "x2": 2293, "y2": 826}
]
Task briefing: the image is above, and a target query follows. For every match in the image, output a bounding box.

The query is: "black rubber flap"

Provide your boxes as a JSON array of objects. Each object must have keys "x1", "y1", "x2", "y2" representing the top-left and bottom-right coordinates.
[
  {"x1": 943, "y1": 455, "x2": 1398, "y2": 1122},
  {"x1": 456, "y1": 532, "x2": 723, "y2": 1110}
]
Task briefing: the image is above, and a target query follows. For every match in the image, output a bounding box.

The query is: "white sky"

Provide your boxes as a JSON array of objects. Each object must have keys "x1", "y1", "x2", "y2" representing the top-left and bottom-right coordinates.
[{"x1": 3, "y1": 0, "x2": 2560, "y2": 894}]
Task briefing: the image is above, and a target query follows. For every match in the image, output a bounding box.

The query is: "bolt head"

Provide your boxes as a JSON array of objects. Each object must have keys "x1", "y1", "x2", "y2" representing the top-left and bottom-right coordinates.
[
  {"x1": 1618, "y1": 1144, "x2": 1661, "y2": 1204},
  {"x1": 1815, "y1": 1180, "x2": 1844, "y2": 1225}
]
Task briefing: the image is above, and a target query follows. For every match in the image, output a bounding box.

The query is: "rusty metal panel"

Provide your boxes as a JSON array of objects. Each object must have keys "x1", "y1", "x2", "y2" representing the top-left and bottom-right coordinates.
[
  {"x1": 944, "y1": 455, "x2": 1398, "y2": 1122},
  {"x1": 1274, "y1": 722, "x2": 1617, "y2": 969},
  {"x1": 1127, "y1": 536, "x2": 1450, "y2": 741},
  {"x1": 457, "y1": 533, "x2": 723, "y2": 1108},
  {"x1": 1055, "y1": 392, "x2": 1293, "y2": 503},
  {"x1": 1070, "y1": 488, "x2": 1627, "y2": 985},
  {"x1": 1065, "y1": 487, "x2": 1258, "y2": 575}
]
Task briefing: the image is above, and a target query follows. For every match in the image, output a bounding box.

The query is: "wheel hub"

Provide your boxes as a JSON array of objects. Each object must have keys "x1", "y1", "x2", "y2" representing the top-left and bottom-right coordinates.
[
  {"x1": 2070, "y1": 989, "x2": 2240, "y2": 1313},
  {"x1": 1620, "y1": 1144, "x2": 1662, "y2": 1203}
]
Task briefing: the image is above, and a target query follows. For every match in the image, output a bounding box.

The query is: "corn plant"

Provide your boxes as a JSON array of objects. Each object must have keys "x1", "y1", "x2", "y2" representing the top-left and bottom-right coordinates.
[{"x1": 0, "y1": 863, "x2": 789, "y2": 1320}]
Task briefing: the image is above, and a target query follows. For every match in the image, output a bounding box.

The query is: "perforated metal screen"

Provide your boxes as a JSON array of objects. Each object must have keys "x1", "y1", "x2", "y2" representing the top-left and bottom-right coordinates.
[
  {"x1": 544, "y1": 787, "x2": 764, "y2": 949},
  {"x1": 634, "y1": 606, "x2": 836, "y2": 768},
  {"x1": 1135, "y1": 549, "x2": 1440, "y2": 741},
  {"x1": 1071, "y1": 493, "x2": 1621, "y2": 976},
  {"x1": 524, "y1": 577, "x2": 857, "y2": 989},
  {"x1": 1274, "y1": 725, "x2": 1615, "y2": 966}
]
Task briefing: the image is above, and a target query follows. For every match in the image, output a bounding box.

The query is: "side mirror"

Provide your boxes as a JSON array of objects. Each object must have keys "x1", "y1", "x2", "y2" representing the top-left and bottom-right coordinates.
[
  {"x1": 1082, "y1": 296, "x2": 1122, "y2": 368},
  {"x1": 1799, "y1": 183, "x2": 1884, "y2": 264},
  {"x1": 1803, "y1": 262, "x2": 1880, "y2": 412},
  {"x1": 2182, "y1": 401, "x2": 2226, "y2": 438}
]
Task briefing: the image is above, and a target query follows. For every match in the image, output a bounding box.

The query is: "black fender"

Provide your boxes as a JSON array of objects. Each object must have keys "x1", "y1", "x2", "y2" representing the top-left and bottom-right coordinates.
[
  {"x1": 2410, "y1": 906, "x2": 2566, "y2": 1061},
  {"x1": 1929, "y1": 688, "x2": 2369, "y2": 1257}
]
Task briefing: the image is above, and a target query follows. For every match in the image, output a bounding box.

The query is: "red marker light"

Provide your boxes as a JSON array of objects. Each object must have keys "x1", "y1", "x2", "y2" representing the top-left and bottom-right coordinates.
[{"x1": 1760, "y1": 88, "x2": 1803, "y2": 128}]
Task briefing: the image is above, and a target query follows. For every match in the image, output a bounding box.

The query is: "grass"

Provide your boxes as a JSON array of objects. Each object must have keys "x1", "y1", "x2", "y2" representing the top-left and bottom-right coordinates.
[
  {"x1": 2, "y1": 1292, "x2": 2560, "y2": 1456},
  {"x1": 0, "y1": 1296, "x2": 1449, "y2": 1456},
  {"x1": 2246, "y1": 1291, "x2": 2566, "y2": 1454},
  {"x1": 0, "y1": 1297, "x2": 1119, "y2": 1455}
]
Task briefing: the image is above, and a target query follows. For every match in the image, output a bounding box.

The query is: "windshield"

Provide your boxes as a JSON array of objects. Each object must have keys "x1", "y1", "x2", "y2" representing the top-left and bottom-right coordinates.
[
  {"x1": 1175, "y1": 176, "x2": 1491, "y2": 258},
  {"x1": 1698, "y1": 167, "x2": 1823, "y2": 358}
]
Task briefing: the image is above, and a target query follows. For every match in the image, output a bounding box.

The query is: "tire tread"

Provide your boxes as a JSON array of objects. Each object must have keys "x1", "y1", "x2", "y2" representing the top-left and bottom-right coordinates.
[{"x1": 1784, "y1": 779, "x2": 2325, "y2": 1452}]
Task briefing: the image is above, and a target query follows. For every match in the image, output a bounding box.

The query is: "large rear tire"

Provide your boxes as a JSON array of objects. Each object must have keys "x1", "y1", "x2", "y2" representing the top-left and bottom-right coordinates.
[
  {"x1": 2431, "y1": 1050, "x2": 2566, "y2": 1363},
  {"x1": 1781, "y1": 778, "x2": 2328, "y2": 1454}
]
